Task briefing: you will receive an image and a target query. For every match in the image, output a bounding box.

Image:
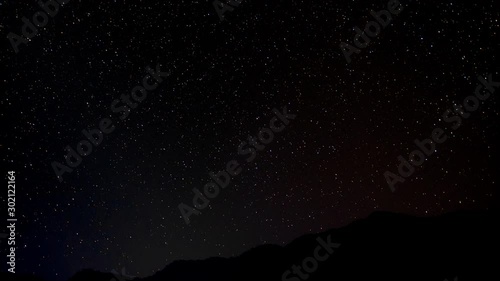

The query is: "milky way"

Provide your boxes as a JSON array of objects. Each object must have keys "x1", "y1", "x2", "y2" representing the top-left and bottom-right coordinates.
[{"x1": 1, "y1": 0, "x2": 499, "y2": 280}]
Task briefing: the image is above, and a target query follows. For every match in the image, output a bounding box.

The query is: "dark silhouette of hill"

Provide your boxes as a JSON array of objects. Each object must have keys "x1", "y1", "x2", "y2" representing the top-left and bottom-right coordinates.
[{"x1": 2, "y1": 209, "x2": 498, "y2": 281}]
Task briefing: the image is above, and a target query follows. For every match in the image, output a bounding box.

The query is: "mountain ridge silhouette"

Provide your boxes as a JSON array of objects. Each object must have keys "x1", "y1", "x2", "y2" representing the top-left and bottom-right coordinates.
[{"x1": 2, "y1": 209, "x2": 497, "y2": 281}]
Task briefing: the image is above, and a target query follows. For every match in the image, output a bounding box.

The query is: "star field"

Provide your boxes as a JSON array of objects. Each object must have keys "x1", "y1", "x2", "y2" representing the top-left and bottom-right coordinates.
[{"x1": 1, "y1": 0, "x2": 499, "y2": 280}]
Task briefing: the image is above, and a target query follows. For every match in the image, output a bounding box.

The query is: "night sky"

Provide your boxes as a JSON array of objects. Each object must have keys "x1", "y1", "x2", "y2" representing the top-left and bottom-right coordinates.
[{"x1": 1, "y1": 0, "x2": 499, "y2": 280}]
